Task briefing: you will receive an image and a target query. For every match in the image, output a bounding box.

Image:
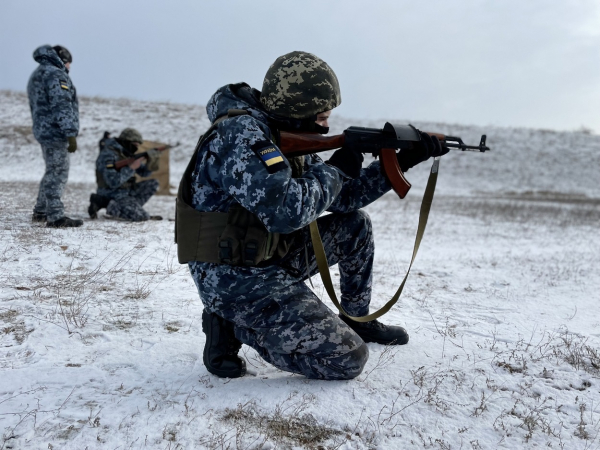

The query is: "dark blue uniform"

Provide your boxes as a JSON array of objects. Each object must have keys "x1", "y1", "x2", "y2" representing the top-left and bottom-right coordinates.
[
  {"x1": 28, "y1": 45, "x2": 79, "y2": 222},
  {"x1": 189, "y1": 83, "x2": 393, "y2": 379},
  {"x1": 95, "y1": 138, "x2": 158, "y2": 221}
]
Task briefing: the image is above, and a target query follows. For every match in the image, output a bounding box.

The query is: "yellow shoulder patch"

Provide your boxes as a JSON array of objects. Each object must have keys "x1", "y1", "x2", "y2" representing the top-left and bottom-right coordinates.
[{"x1": 60, "y1": 84, "x2": 69, "y2": 90}]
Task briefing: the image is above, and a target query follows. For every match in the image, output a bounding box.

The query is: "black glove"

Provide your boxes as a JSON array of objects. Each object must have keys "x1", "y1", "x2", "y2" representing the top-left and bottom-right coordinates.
[
  {"x1": 67, "y1": 136, "x2": 78, "y2": 153},
  {"x1": 396, "y1": 130, "x2": 448, "y2": 172},
  {"x1": 326, "y1": 146, "x2": 364, "y2": 179}
]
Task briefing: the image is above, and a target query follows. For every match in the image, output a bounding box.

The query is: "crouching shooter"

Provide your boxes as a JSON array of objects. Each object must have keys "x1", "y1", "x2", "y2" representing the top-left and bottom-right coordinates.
[
  {"x1": 176, "y1": 51, "x2": 447, "y2": 380},
  {"x1": 89, "y1": 128, "x2": 162, "y2": 221}
]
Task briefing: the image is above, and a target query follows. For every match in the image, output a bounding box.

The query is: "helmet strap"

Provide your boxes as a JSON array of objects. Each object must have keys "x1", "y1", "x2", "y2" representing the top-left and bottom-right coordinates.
[
  {"x1": 299, "y1": 119, "x2": 329, "y2": 135},
  {"x1": 271, "y1": 116, "x2": 329, "y2": 135}
]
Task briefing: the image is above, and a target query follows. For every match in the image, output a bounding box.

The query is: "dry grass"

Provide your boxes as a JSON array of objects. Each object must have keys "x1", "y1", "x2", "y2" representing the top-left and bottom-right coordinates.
[
  {"x1": 1, "y1": 93, "x2": 599, "y2": 448},
  {"x1": 199, "y1": 393, "x2": 343, "y2": 449}
]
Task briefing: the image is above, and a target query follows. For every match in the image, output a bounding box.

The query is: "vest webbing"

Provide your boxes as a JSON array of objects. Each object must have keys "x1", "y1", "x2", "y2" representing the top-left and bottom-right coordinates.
[
  {"x1": 175, "y1": 110, "x2": 293, "y2": 265},
  {"x1": 175, "y1": 113, "x2": 237, "y2": 264}
]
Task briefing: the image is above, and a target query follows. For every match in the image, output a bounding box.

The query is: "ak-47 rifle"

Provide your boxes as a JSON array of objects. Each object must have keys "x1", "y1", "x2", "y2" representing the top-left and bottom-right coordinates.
[
  {"x1": 279, "y1": 123, "x2": 490, "y2": 199},
  {"x1": 109, "y1": 142, "x2": 181, "y2": 170},
  {"x1": 278, "y1": 123, "x2": 490, "y2": 322}
]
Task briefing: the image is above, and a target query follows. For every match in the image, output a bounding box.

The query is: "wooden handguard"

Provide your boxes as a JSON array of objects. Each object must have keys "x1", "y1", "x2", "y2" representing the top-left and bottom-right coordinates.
[{"x1": 424, "y1": 132, "x2": 447, "y2": 141}]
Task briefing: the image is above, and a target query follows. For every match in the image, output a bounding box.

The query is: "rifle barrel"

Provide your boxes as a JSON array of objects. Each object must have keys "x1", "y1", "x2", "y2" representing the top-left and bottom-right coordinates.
[{"x1": 444, "y1": 143, "x2": 489, "y2": 152}]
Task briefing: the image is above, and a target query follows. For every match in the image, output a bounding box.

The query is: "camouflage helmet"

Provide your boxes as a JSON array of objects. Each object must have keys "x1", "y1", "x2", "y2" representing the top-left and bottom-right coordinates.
[
  {"x1": 119, "y1": 128, "x2": 143, "y2": 144},
  {"x1": 52, "y1": 45, "x2": 72, "y2": 64},
  {"x1": 260, "y1": 51, "x2": 341, "y2": 119}
]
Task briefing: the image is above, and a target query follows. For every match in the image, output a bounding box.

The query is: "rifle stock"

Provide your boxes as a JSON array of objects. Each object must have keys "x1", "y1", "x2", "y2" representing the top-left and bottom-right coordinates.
[
  {"x1": 279, "y1": 132, "x2": 345, "y2": 157},
  {"x1": 111, "y1": 144, "x2": 171, "y2": 170}
]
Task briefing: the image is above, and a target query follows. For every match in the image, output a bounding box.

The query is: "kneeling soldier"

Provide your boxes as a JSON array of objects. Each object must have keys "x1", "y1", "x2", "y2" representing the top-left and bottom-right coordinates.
[
  {"x1": 89, "y1": 128, "x2": 161, "y2": 221},
  {"x1": 177, "y1": 52, "x2": 444, "y2": 381}
]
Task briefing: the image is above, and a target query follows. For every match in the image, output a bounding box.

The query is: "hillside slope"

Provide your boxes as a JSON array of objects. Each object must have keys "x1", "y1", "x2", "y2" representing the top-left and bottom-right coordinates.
[
  {"x1": 1, "y1": 89, "x2": 599, "y2": 198},
  {"x1": 0, "y1": 91, "x2": 599, "y2": 449}
]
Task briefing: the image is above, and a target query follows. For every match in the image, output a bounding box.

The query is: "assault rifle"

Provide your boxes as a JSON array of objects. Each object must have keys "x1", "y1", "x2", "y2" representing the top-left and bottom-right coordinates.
[
  {"x1": 279, "y1": 123, "x2": 489, "y2": 199},
  {"x1": 108, "y1": 142, "x2": 180, "y2": 170},
  {"x1": 279, "y1": 123, "x2": 490, "y2": 323}
]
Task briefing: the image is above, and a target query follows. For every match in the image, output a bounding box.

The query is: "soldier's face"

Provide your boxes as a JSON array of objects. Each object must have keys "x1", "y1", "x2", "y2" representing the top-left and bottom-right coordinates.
[
  {"x1": 65, "y1": 62, "x2": 71, "y2": 71},
  {"x1": 315, "y1": 111, "x2": 331, "y2": 128}
]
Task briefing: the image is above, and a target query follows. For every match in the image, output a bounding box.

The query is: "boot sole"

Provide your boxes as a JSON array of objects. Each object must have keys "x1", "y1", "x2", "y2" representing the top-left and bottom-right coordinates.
[
  {"x1": 47, "y1": 222, "x2": 84, "y2": 228},
  {"x1": 362, "y1": 335, "x2": 409, "y2": 345},
  {"x1": 203, "y1": 354, "x2": 246, "y2": 378}
]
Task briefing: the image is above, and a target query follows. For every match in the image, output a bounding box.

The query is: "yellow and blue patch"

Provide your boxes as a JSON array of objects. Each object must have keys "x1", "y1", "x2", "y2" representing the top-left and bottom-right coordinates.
[{"x1": 251, "y1": 140, "x2": 287, "y2": 173}]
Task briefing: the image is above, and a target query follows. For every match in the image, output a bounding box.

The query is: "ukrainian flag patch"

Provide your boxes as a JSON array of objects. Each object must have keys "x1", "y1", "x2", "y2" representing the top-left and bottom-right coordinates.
[{"x1": 251, "y1": 140, "x2": 287, "y2": 174}]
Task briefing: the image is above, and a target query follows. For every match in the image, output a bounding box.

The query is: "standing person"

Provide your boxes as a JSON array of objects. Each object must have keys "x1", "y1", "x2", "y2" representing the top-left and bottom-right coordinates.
[
  {"x1": 89, "y1": 128, "x2": 162, "y2": 221},
  {"x1": 177, "y1": 51, "x2": 447, "y2": 380},
  {"x1": 27, "y1": 45, "x2": 82, "y2": 228}
]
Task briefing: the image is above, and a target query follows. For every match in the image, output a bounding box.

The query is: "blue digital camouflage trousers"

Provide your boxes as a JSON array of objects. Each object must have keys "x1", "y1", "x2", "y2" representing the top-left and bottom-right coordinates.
[
  {"x1": 190, "y1": 209, "x2": 374, "y2": 379},
  {"x1": 105, "y1": 179, "x2": 159, "y2": 221},
  {"x1": 33, "y1": 140, "x2": 69, "y2": 222}
]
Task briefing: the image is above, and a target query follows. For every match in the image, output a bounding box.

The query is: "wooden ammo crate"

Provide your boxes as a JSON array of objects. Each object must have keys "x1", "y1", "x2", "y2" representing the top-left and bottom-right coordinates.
[{"x1": 135, "y1": 141, "x2": 171, "y2": 195}]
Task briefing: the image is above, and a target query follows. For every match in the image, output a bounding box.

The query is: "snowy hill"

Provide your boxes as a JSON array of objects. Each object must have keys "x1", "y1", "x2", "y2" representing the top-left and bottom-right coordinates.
[
  {"x1": 0, "y1": 90, "x2": 599, "y2": 449},
  {"x1": 2, "y1": 89, "x2": 599, "y2": 198}
]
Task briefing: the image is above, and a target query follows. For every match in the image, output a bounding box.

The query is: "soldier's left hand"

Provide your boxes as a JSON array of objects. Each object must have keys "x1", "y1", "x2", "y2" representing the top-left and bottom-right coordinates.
[
  {"x1": 67, "y1": 136, "x2": 78, "y2": 153},
  {"x1": 396, "y1": 130, "x2": 448, "y2": 172}
]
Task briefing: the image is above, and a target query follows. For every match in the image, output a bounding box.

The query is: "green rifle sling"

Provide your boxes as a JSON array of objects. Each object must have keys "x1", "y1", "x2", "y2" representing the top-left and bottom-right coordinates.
[{"x1": 310, "y1": 158, "x2": 440, "y2": 322}]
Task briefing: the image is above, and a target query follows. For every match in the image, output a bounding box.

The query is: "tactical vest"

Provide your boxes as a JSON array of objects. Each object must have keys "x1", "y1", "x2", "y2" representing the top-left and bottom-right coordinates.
[{"x1": 175, "y1": 110, "x2": 300, "y2": 266}]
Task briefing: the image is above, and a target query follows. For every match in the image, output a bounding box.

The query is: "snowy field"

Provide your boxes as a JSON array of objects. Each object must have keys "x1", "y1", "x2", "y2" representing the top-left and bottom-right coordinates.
[{"x1": 0, "y1": 90, "x2": 599, "y2": 449}]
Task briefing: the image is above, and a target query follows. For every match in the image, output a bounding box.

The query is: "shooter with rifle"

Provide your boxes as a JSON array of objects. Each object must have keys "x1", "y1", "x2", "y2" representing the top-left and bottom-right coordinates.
[
  {"x1": 89, "y1": 128, "x2": 171, "y2": 221},
  {"x1": 176, "y1": 51, "x2": 489, "y2": 380}
]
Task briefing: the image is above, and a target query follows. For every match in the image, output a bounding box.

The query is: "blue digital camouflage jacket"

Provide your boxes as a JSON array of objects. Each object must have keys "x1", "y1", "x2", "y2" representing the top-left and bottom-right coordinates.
[
  {"x1": 188, "y1": 83, "x2": 393, "y2": 305},
  {"x1": 27, "y1": 45, "x2": 79, "y2": 143}
]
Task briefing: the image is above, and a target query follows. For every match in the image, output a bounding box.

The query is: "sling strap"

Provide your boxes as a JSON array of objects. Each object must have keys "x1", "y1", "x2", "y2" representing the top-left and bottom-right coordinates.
[{"x1": 310, "y1": 157, "x2": 440, "y2": 322}]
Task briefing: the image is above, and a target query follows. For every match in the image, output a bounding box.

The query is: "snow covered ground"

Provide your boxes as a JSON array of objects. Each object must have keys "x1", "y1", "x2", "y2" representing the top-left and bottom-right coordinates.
[{"x1": 0, "y1": 90, "x2": 599, "y2": 449}]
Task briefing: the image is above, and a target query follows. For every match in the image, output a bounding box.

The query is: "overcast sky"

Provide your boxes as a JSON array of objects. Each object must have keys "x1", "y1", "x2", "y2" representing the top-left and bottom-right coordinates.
[{"x1": 2, "y1": 0, "x2": 599, "y2": 133}]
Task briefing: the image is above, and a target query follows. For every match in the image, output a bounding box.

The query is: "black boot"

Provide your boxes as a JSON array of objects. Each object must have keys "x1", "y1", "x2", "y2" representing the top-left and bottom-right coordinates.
[
  {"x1": 32, "y1": 212, "x2": 47, "y2": 223},
  {"x1": 201, "y1": 310, "x2": 246, "y2": 378},
  {"x1": 340, "y1": 314, "x2": 409, "y2": 345},
  {"x1": 88, "y1": 194, "x2": 110, "y2": 219},
  {"x1": 47, "y1": 216, "x2": 84, "y2": 228}
]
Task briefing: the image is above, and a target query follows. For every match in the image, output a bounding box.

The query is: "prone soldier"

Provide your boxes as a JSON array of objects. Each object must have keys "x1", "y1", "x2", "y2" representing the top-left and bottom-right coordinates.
[
  {"x1": 89, "y1": 128, "x2": 162, "y2": 221},
  {"x1": 28, "y1": 45, "x2": 82, "y2": 228}
]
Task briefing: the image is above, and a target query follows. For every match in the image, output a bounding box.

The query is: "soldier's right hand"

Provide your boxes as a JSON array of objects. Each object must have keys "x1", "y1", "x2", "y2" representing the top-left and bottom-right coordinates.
[
  {"x1": 67, "y1": 136, "x2": 78, "y2": 153},
  {"x1": 326, "y1": 146, "x2": 364, "y2": 179}
]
